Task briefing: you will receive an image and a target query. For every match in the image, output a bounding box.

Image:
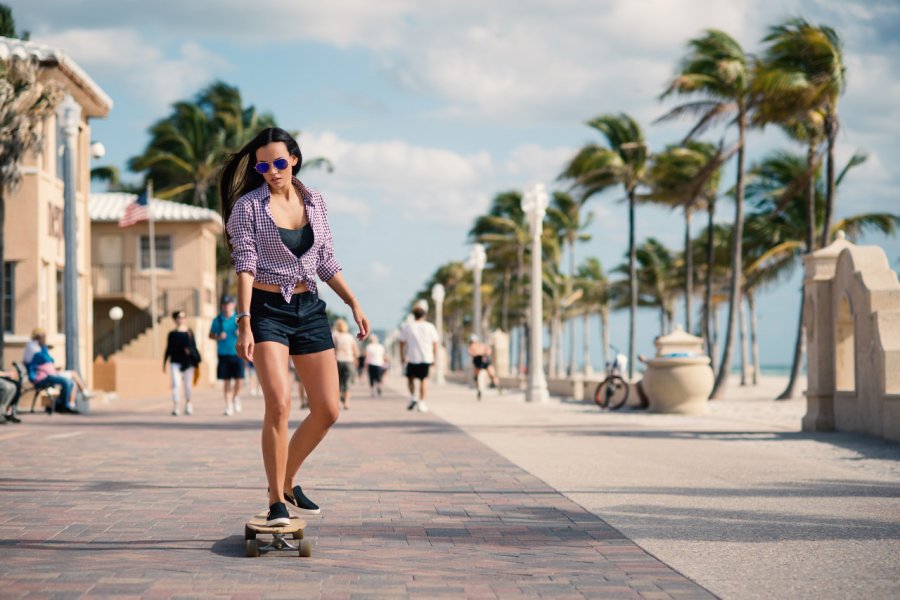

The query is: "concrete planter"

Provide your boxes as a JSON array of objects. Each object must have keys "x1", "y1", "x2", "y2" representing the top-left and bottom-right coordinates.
[{"x1": 642, "y1": 356, "x2": 713, "y2": 414}]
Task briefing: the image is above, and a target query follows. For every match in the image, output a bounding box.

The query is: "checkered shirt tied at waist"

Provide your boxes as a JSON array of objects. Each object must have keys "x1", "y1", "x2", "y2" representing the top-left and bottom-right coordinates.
[{"x1": 226, "y1": 177, "x2": 342, "y2": 302}]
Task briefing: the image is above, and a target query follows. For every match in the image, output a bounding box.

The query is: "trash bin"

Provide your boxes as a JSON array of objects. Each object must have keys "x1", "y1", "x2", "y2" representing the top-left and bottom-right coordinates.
[{"x1": 641, "y1": 326, "x2": 713, "y2": 414}]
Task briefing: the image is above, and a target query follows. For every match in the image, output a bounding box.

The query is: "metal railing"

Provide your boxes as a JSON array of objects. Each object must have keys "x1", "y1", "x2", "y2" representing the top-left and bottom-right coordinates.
[
  {"x1": 94, "y1": 287, "x2": 200, "y2": 359},
  {"x1": 92, "y1": 264, "x2": 152, "y2": 303}
]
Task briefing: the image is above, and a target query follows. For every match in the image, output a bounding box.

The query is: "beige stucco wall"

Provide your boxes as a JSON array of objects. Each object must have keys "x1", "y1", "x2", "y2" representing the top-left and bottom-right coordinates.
[{"x1": 4, "y1": 109, "x2": 95, "y2": 381}]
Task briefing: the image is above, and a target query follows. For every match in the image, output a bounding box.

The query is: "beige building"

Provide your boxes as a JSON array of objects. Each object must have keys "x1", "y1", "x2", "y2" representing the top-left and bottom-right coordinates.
[
  {"x1": 1, "y1": 37, "x2": 111, "y2": 381},
  {"x1": 90, "y1": 194, "x2": 222, "y2": 397}
]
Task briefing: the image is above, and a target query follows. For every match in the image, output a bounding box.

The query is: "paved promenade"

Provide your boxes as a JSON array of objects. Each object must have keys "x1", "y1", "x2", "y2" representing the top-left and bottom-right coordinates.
[
  {"x1": 0, "y1": 381, "x2": 714, "y2": 599},
  {"x1": 427, "y1": 376, "x2": 900, "y2": 600}
]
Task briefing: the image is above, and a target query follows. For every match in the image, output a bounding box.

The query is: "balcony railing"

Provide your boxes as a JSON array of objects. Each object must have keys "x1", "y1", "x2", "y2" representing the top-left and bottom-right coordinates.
[{"x1": 92, "y1": 264, "x2": 152, "y2": 304}]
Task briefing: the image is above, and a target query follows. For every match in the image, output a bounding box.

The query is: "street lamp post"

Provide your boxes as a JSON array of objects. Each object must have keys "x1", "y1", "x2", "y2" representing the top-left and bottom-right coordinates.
[
  {"x1": 109, "y1": 306, "x2": 124, "y2": 353},
  {"x1": 522, "y1": 183, "x2": 550, "y2": 403},
  {"x1": 469, "y1": 243, "x2": 486, "y2": 340},
  {"x1": 59, "y1": 94, "x2": 81, "y2": 373},
  {"x1": 431, "y1": 283, "x2": 446, "y2": 384}
]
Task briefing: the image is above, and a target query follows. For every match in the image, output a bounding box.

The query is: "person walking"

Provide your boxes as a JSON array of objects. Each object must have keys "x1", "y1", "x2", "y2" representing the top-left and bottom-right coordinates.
[
  {"x1": 364, "y1": 334, "x2": 387, "y2": 397},
  {"x1": 222, "y1": 127, "x2": 369, "y2": 527},
  {"x1": 399, "y1": 299, "x2": 440, "y2": 413},
  {"x1": 332, "y1": 319, "x2": 358, "y2": 410},
  {"x1": 209, "y1": 295, "x2": 245, "y2": 416},
  {"x1": 163, "y1": 310, "x2": 201, "y2": 416},
  {"x1": 467, "y1": 334, "x2": 500, "y2": 399}
]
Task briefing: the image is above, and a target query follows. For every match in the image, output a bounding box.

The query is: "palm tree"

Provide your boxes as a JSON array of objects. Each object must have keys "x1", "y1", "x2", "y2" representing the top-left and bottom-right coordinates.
[
  {"x1": 613, "y1": 238, "x2": 680, "y2": 336},
  {"x1": 646, "y1": 141, "x2": 720, "y2": 335},
  {"x1": 560, "y1": 113, "x2": 650, "y2": 379},
  {"x1": 470, "y1": 191, "x2": 529, "y2": 372},
  {"x1": 0, "y1": 56, "x2": 61, "y2": 365},
  {"x1": 759, "y1": 18, "x2": 846, "y2": 248},
  {"x1": 546, "y1": 190, "x2": 593, "y2": 375},
  {"x1": 576, "y1": 258, "x2": 611, "y2": 373},
  {"x1": 659, "y1": 29, "x2": 753, "y2": 399},
  {"x1": 744, "y1": 150, "x2": 897, "y2": 398}
]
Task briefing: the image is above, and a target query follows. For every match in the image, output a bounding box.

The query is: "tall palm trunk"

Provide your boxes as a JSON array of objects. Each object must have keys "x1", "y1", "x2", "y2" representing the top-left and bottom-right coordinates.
[
  {"x1": 779, "y1": 137, "x2": 818, "y2": 400},
  {"x1": 600, "y1": 306, "x2": 610, "y2": 369},
  {"x1": 501, "y1": 269, "x2": 511, "y2": 333},
  {"x1": 567, "y1": 240, "x2": 576, "y2": 376},
  {"x1": 711, "y1": 109, "x2": 747, "y2": 399},
  {"x1": 684, "y1": 208, "x2": 693, "y2": 333},
  {"x1": 777, "y1": 298, "x2": 805, "y2": 400},
  {"x1": 711, "y1": 303, "x2": 719, "y2": 375},
  {"x1": 704, "y1": 198, "x2": 715, "y2": 368},
  {"x1": 820, "y1": 110, "x2": 838, "y2": 248},
  {"x1": 659, "y1": 307, "x2": 666, "y2": 336},
  {"x1": 627, "y1": 188, "x2": 637, "y2": 380},
  {"x1": 739, "y1": 298, "x2": 749, "y2": 386},
  {"x1": 748, "y1": 292, "x2": 760, "y2": 386},
  {"x1": 582, "y1": 310, "x2": 592, "y2": 374},
  {"x1": 0, "y1": 192, "x2": 5, "y2": 367}
]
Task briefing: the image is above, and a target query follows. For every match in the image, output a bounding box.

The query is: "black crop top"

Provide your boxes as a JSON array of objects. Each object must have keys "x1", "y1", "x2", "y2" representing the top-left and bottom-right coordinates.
[{"x1": 278, "y1": 225, "x2": 314, "y2": 258}]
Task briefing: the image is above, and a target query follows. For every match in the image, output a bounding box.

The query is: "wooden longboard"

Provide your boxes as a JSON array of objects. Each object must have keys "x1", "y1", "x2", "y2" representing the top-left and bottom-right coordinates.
[
  {"x1": 244, "y1": 512, "x2": 311, "y2": 557},
  {"x1": 246, "y1": 512, "x2": 306, "y2": 534}
]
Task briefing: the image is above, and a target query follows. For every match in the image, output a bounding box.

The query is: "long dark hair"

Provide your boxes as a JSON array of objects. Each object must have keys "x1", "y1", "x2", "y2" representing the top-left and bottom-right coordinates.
[{"x1": 220, "y1": 127, "x2": 303, "y2": 240}]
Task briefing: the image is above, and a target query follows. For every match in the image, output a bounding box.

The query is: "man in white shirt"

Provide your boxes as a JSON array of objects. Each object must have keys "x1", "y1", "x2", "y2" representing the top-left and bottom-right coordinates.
[{"x1": 398, "y1": 299, "x2": 440, "y2": 412}]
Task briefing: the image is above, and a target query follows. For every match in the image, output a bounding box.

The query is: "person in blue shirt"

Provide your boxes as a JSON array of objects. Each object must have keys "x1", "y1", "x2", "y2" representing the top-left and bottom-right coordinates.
[
  {"x1": 209, "y1": 296, "x2": 244, "y2": 416},
  {"x1": 23, "y1": 328, "x2": 80, "y2": 413}
]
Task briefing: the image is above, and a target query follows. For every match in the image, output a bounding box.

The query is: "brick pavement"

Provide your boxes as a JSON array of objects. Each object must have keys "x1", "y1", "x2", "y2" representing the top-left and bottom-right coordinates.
[{"x1": 0, "y1": 382, "x2": 715, "y2": 599}]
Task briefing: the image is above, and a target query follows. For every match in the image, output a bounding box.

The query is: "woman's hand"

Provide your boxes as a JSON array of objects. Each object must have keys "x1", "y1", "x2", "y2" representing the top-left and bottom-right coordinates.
[
  {"x1": 351, "y1": 302, "x2": 370, "y2": 341},
  {"x1": 237, "y1": 322, "x2": 255, "y2": 362}
]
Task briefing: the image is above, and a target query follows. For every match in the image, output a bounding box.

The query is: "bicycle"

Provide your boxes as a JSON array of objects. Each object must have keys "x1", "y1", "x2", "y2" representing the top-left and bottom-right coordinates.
[{"x1": 594, "y1": 354, "x2": 630, "y2": 410}]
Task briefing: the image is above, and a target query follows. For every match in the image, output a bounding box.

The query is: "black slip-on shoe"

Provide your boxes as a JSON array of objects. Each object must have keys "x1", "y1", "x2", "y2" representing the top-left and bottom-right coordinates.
[
  {"x1": 284, "y1": 485, "x2": 321, "y2": 515},
  {"x1": 266, "y1": 502, "x2": 291, "y2": 527}
]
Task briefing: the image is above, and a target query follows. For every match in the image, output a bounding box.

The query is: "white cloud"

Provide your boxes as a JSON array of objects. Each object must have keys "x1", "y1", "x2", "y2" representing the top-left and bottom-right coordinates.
[{"x1": 35, "y1": 28, "x2": 230, "y2": 111}]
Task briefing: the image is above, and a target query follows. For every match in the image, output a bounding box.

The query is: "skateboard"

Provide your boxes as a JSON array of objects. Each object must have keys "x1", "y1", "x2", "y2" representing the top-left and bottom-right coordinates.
[{"x1": 244, "y1": 512, "x2": 312, "y2": 557}]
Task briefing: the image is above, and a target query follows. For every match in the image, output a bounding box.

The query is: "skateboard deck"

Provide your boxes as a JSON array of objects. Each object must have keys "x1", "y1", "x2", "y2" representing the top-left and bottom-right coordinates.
[{"x1": 244, "y1": 512, "x2": 311, "y2": 557}]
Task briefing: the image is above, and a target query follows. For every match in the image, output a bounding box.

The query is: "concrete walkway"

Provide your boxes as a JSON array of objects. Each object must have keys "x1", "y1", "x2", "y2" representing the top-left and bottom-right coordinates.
[
  {"x1": 425, "y1": 376, "x2": 900, "y2": 600},
  {"x1": 1, "y1": 380, "x2": 714, "y2": 599}
]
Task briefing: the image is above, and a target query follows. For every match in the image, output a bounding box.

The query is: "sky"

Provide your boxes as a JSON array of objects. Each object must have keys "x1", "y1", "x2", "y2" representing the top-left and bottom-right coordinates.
[{"x1": 13, "y1": 0, "x2": 900, "y2": 369}]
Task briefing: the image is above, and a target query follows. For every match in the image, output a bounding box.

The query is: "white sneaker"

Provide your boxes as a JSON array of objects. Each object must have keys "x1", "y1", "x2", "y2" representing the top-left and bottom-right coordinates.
[
  {"x1": 185, "y1": 403, "x2": 194, "y2": 416},
  {"x1": 417, "y1": 401, "x2": 429, "y2": 413},
  {"x1": 224, "y1": 406, "x2": 233, "y2": 416},
  {"x1": 233, "y1": 396, "x2": 242, "y2": 413}
]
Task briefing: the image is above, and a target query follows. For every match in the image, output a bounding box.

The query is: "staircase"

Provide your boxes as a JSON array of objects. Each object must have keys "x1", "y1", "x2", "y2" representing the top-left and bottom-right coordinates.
[{"x1": 94, "y1": 288, "x2": 200, "y2": 359}]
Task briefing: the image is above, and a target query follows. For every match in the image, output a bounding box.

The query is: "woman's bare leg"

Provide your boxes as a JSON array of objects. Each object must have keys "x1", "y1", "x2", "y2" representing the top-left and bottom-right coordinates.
[
  {"x1": 254, "y1": 342, "x2": 292, "y2": 506},
  {"x1": 284, "y1": 349, "x2": 340, "y2": 490}
]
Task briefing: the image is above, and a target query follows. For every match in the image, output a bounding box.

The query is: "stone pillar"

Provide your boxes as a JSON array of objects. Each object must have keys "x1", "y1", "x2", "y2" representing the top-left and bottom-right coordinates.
[{"x1": 802, "y1": 232, "x2": 854, "y2": 432}]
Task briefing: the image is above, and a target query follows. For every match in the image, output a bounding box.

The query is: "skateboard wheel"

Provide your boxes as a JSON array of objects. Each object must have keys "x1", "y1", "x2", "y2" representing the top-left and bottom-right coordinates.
[
  {"x1": 245, "y1": 539, "x2": 260, "y2": 557},
  {"x1": 244, "y1": 525, "x2": 257, "y2": 540},
  {"x1": 298, "y1": 539, "x2": 312, "y2": 557},
  {"x1": 292, "y1": 530, "x2": 303, "y2": 540}
]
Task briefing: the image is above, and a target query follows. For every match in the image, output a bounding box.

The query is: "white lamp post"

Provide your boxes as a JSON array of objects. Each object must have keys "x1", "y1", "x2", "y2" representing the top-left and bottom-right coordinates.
[
  {"x1": 522, "y1": 183, "x2": 550, "y2": 403},
  {"x1": 431, "y1": 283, "x2": 446, "y2": 384},
  {"x1": 468, "y1": 243, "x2": 487, "y2": 340},
  {"x1": 109, "y1": 306, "x2": 124, "y2": 353}
]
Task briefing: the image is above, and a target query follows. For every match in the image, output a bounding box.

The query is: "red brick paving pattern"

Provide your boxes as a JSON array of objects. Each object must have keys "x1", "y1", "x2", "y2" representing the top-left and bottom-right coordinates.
[{"x1": 0, "y1": 385, "x2": 715, "y2": 599}]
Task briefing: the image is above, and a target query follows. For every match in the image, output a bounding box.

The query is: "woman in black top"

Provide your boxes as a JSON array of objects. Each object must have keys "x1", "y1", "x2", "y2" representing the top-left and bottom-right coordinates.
[{"x1": 163, "y1": 310, "x2": 201, "y2": 416}]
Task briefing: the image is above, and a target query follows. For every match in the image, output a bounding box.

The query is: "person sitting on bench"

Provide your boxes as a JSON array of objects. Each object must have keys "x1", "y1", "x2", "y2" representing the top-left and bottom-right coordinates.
[{"x1": 23, "y1": 328, "x2": 79, "y2": 413}]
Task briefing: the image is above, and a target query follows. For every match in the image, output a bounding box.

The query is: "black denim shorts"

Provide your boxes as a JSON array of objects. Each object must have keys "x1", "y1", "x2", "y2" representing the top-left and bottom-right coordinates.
[{"x1": 250, "y1": 289, "x2": 335, "y2": 356}]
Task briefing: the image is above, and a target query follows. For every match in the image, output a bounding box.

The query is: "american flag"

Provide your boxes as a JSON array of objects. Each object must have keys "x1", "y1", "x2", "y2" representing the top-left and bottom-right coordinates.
[{"x1": 118, "y1": 192, "x2": 150, "y2": 228}]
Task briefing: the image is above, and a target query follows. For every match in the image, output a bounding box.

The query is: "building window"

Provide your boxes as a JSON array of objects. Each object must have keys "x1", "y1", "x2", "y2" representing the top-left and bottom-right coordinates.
[
  {"x1": 140, "y1": 235, "x2": 173, "y2": 270},
  {"x1": 2, "y1": 262, "x2": 14, "y2": 333},
  {"x1": 56, "y1": 269, "x2": 65, "y2": 333}
]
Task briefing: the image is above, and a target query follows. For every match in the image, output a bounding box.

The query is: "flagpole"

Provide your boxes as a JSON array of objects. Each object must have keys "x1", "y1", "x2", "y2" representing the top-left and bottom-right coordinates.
[{"x1": 147, "y1": 180, "x2": 159, "y2": 356}]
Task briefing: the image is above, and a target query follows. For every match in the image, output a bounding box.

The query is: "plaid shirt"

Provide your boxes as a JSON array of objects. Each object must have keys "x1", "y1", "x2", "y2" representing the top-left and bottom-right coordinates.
[{"x1": 226, "y1": 177, "x2": 342, "y2": 301}]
